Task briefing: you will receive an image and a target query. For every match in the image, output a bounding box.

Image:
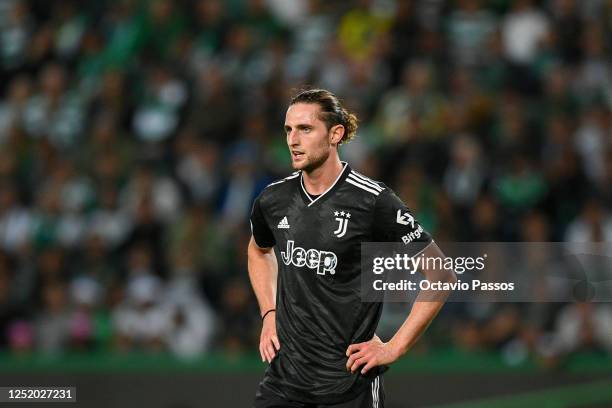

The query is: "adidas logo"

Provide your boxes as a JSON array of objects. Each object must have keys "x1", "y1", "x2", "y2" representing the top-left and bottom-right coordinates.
[{"x1": 277, "y1": 216, "x2": 290, "y2": 229}]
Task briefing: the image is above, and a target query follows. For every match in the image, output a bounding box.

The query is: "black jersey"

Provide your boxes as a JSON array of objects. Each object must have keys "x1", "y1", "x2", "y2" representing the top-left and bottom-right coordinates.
[{"x1": 250, "y1": 162, "x2": 432, "y2": 405}]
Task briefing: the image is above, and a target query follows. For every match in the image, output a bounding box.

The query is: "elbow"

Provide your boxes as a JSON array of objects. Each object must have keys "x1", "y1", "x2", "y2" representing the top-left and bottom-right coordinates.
[
  {"x1": 432, "y1": 268, "x2": 457, "y2": 284},
  {"x1": 423, "y1": 268, "x2": 457, "y2": 284},
  {"x1": 248, "y1": 237, "x2": 273, "y2": 257}
]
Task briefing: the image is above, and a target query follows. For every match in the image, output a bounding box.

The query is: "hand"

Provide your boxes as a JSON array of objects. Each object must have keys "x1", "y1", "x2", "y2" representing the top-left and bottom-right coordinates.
[
  {"x1": 259, "y1": 311, "x2": 280, "y2": 363},
  {"x1": 345, "y1": 335, "x2": 400, "y2": 375}
]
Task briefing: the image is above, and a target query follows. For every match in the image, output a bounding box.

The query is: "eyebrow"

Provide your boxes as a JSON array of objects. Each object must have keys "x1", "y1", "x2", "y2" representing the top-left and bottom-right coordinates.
[{"x1": 284, "y1": 124, "x2": 312, "y2": 132}]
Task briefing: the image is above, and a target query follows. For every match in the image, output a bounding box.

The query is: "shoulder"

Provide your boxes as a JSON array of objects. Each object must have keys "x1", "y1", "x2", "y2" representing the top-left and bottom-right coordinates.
[
  {"x1": 265, "y1": 170, "x2": 301, "y2": 189},
  {"x1": 257, "y1": 171, "x2": 301, "y2": 203},
  {"x1": 344, "y1": 169, "x2": 388, "y2": 199},
  {"x1": 343, "y1": 169, "x2": 411, "y2": 213}
]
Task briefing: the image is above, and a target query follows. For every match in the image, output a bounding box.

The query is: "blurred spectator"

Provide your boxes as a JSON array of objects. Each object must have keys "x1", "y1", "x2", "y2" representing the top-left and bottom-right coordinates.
[
  {"x1": 167, "y1": 205, "x2": 230, "y2": 298},
  {"x1": 286, "y1": 0, "x2": 334, "y2": 81},
  {"x1": 165, "y1": 274, "x2": 216, "y2": 358},
  {"x1": 53, "y1": 1, "x2": 87, "y2": 62},
  {"x1": 565, "y1": 198, "x2": 612, "y2": 242},
  {"x1": 0, "y1": 75, "x2": 32, "y2": 138},
  {"x1": 132, "y1": 64, "x2": 188, "y2": 144},
  {"x1": 541, "y1": 116, "x2": 587, "y2": 238},
  {"x1": 175, "y1": 130, "x2": 221, "y2": 203},
  {"x1": 218, "y1": 144, "x2": 269, "y2": 231},
  {"x1": 394, "y1": 163, "x2": 437, "y2": 233},
  {"x1": 7, "y1": 319, "x2": 34, "y2": 354},
  {"x1": 88, "y1": 185, "x2": 131, "y2": 248},
  {"x1": 494, "y1": 154, "x2": 547, "y2": 215},
  {"x1": 140, "y1": 0, "x2": 187, "y2": 61},
  {"x1": 266, "y1": 0, "x2": 308, "y2": 25},
  {"x1": 446, "y1": 0, "x2": 497, "y2": 67},
  {"x1": 551, "y1": 303, "x2": 612, "y2": 354},
  {"x1": 218, "y1": 278, "x2": 258, "y2": 354},
  {"x1": 190, "y1": 0, "x2": 228, "y2": 71},
  {"x1": 68, "y1": 275, "x2": 104, "y2": 350},
  {"x1": 443, "y1": 133, "x2": 485, "y2": 207},
  {"x1": 112, "y1": 274, "x2": 171, "y2": 352},
  {"x1": 188, "y1": 64, "x2": 239, "y2": 143},
  {"x1": 375, "y1": 60, "x2": 446, "y2": 144},
  {"x1": 501, "y1": 0, "x2": 550, "y2": 66},
  {"x1": 120, "y1": 165, "x2": 182, "y2": 224},
  {"x1": 23, "y1": 63, "x2": 85, "y2": 148},
  {"x1": 35, "y1": 281, "x2": 71, "y2": 354},
  {"x1": 241, "y1": 0, "x2": 286, "y2": 48},
  {"x1": 88, "y1": 71, "x2": 132, "y2": 126},
  {"x1": 466, "y1": 194, "x2": 503, "y2": 241},
  {"x1": 0, "y1": 181, "x2": 32, "y2": 253},
  {"x1": 385, "y1": 0, "x2": 423, "y2": 83},
  {"x1": 316, "y1": 39, "x2": 352, "y2": 96},
  {"x1": 574, "y1": 105, "x2": 610, "y2": 185},
  {"x1": 337, "y1": 0, "x2": 391, "y2": 61},
  {"x1": 0, "y1": 0, "x2": 32, "y2": 72},
  {"x1": 30, "y1": 184, "x2": 82, "y2": 249},
  {"x1": 73, "y1": 234, "x2": 118, "y2": 290},
  {"x1": 549, "y1": 0, "x2": 583, "y2": 65},
  {"x1": 573, "y1": 25, "x2": 611, "y2": 106}
]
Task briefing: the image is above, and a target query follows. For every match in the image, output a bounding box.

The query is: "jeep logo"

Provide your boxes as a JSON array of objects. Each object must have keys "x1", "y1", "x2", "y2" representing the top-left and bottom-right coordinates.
[{"x1": 280, "y1": 240, "x2": 338, "y2": 275}]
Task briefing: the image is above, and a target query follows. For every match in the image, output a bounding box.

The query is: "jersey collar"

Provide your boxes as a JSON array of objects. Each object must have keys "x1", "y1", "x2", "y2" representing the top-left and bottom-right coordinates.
[{"x1": 299, "y1": 161, "x2": 350, "y2": 207}]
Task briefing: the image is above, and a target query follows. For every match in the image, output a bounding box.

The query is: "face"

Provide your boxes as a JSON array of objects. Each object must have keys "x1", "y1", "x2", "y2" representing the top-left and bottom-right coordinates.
[{"x1": 284, "y1": 103, "x2": 343, "y2": 172}]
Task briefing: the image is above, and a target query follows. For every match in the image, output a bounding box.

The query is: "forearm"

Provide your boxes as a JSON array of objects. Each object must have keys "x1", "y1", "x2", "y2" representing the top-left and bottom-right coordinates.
[
  {"x1": 388, "y1": 300, "x2": 445, "y2": 355},
  {"x1": 247, "y1": 238, "x2": 278, "y2": 315},
  {"x1": 389, "y1": 243, "x2": 456, "y2": 356}
]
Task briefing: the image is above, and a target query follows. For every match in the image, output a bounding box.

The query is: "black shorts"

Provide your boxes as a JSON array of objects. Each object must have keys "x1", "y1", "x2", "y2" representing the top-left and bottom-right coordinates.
[{"x1": 253, "y1": 376, "x2": 385, "y2": 408}]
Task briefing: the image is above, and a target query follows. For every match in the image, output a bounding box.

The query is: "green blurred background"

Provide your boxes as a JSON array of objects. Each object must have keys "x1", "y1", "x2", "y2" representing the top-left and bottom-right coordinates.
[{"x1": 0, "y1": 0, "x2": 611, "y2": 406}]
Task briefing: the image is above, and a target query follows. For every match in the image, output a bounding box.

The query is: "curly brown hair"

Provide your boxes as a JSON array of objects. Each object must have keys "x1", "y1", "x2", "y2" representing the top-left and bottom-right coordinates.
[{"x1": 289, "y1": 88, "x2": 358, "y2": 144}]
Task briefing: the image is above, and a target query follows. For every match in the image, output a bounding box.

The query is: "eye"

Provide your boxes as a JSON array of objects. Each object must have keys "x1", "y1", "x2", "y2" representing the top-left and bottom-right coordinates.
[{"x1": 303, "y1": 127, "x2": 311, "y2": 133}]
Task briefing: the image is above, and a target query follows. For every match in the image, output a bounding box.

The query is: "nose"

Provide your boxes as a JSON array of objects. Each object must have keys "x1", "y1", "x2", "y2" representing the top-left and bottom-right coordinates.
[{"x1": 287, "y1": 129, "x2": 299, "y2": 147}]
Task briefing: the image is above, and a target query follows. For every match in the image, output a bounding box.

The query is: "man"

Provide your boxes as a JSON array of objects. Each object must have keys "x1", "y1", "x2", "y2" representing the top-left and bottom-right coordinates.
[{"x1": 248, "y1": 89, "x2": 455, "y2": 407}]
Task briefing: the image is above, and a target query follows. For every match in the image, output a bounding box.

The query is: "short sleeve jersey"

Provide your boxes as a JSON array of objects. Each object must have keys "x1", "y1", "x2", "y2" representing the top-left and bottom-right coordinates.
[{"x1": 250, "y1": 162, "x2": 432, "y2": 405}]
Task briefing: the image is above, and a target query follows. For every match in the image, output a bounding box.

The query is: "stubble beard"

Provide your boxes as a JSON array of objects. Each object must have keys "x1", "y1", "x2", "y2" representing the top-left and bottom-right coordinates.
[{"x1": 293, "y1": 146, "x2": 330, "y2": 174}]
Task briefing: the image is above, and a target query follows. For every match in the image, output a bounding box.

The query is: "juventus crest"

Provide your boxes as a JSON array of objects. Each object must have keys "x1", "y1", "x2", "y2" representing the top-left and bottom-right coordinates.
[{"x1": 333, "y1": 210, "x2": 351, "y2": 238}]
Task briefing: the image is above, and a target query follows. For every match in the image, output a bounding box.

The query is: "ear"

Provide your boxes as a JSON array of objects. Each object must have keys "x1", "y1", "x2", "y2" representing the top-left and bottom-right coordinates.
[{"x1": 329, "y1": 124, "x2": 345, "y2": 146}]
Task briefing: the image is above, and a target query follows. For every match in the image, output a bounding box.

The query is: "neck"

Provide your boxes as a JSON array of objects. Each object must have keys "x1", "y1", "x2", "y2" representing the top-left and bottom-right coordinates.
[{"x1": 302, "y1": 155, "x2": 344, "y2": 195}]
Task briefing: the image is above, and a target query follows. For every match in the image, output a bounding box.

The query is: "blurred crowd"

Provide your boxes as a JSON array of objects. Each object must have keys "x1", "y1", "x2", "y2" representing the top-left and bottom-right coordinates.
[{"x1": 0, "y1": 0, "x2": 611, "y2": 364}]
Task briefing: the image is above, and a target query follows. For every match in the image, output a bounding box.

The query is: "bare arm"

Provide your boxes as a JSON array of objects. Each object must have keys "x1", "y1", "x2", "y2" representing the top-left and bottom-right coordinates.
[
  {"x1": 386, "y1": 242, "x2": 456, "y2": 356},
  {"x1": 247, "y1": 236, "x2": 280, "y2": 363},
  {"x1": 248, "y1": 236, "x2": 278, "y2": 313},
  {"x1": 347, "y1": 241, "x2": 456, "y2": 374}
]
